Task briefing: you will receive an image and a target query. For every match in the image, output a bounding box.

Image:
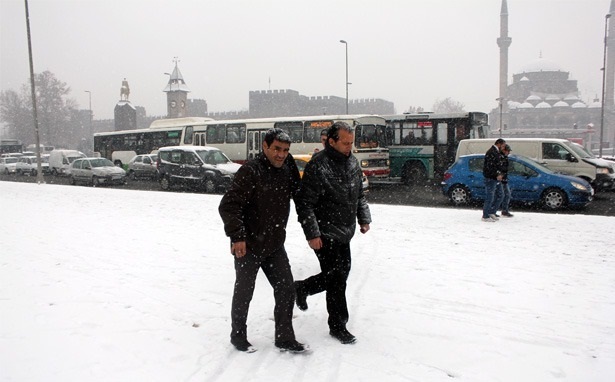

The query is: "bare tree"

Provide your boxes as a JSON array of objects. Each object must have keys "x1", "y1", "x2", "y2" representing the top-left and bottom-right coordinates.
[{"x1": 432, "y1": 97, "x2": 465, "y2": 114}]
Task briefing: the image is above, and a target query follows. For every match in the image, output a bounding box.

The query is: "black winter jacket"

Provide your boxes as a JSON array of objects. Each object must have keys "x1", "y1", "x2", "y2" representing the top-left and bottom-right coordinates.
[
  {"x1": 499, "y1": 153, "x2": 509, "y2": 183},
  {"x1": 295, "y1": 145, "x2": 371, "y2": 244},
  {"x1": 218, "y1": 153, "x2": 300, "y2": 258},
  {"x1": 483, "y1": 145, "x2": 502, "y2": 180}
]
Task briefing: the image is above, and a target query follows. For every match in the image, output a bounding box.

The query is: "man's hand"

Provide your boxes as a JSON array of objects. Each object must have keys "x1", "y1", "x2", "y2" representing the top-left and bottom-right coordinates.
[
  {"x1": 360, "y1": 224, "x2": 370, "y2": 234},
  {"x1": 308, "y1": 237, "x2": 322, "y2": 250},
  {"x1": 232, "y1": 241, "x2": 247, "y2": 258}
]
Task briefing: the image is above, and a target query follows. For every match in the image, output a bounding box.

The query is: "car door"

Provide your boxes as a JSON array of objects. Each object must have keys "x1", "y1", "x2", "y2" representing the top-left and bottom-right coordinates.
[
  {"x1": 506, "y1": 159, "x2": 540, "y2": 202},
  {"x1": 541, "y1": 142, "x2": 575, "y2": 175},
  {"x1": 179, "y1": 151, "x2": 204, "y2": 180},
  {"x1": 466, "y1": 157, "x2": 486, "y2": 199}
]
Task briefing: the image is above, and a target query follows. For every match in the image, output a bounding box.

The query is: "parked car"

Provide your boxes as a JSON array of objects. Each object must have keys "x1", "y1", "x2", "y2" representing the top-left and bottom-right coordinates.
[
  {"x1": 48, "y1": 149, "x2": 86, "y2": 176},
  {"x1": 157, "y1": 146, "x2": 241, "y2": 193},
  {"x1": 0, "y1": 156, "x2": 19, "y2": 174},
  {"x1": 15, "y1": 155, "x2": 50, "y2": 175},
  {"x1": 441, "y1": 154, "x2": 594, "y2": 210},
  {"x1": 293, "y1": 153, "x2": 369, "y2": 192},
  {"x1": 127, "y1": 154, "x2": 159, "y2": 179},
  {"x1": 70, "y1": 158, "x2": 127, "y2": 186}
]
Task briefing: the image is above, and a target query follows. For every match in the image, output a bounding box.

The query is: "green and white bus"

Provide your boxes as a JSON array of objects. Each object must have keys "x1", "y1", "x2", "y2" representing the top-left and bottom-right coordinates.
[{"x1": 382, "y1": 112, "x2": 490, "y2": 184}]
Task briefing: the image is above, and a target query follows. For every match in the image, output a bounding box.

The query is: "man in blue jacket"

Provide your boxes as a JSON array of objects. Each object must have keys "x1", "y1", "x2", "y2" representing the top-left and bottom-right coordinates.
[
  {"x1": 482, "y1": 138, "x2": 506, "y2": 222},
  {"x1": 219, "y1": 128, "x2": 307, "y2": 353},
  {"x1": 294, "y1": 121, "x2": 371, "y2": 344}
]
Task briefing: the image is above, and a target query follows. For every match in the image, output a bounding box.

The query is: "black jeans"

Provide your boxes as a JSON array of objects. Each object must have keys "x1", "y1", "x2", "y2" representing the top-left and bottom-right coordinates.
[
  {"x1": 230, "y1": 247, "x2": 296, "y2": 343},
  {"x1": 299, "y1": 237, "x2": 351, "y2": 330}
]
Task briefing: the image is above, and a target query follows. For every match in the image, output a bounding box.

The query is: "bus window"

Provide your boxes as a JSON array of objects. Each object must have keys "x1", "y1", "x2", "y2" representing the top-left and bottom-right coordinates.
[
  {"x1": 226, "y1": 124, "x2": 246, "y2": 143},
  {"x1": 274, "y1": 122, "x2": 303, "y2": 143},
  {"x1": 184, "y1": 126, "x2": 194, "y2": 145},
  {"x1": 356, "y1": 125, "x2": 385, "y2": 148},
  {"x1": 304, "y1": 120, "x2": 333, "y2": 143},
  {"x1": 437, "y1": 123, "x2": 448, "y2": 145},
  {"x1": 206, "y1": 125, "x2": 225, "y2": 144}
]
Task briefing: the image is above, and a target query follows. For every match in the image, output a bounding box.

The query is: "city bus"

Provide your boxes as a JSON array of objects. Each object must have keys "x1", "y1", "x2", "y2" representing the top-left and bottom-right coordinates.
[
  {"x1": 381, "y1": 112, "x2": 490, "y2": 184},
  {"x1": 0, "y1": 139, "x2": 23, "y2": 155},
  {"x1": 94, "y1": 115, "x2": 390, "y2": 178}
]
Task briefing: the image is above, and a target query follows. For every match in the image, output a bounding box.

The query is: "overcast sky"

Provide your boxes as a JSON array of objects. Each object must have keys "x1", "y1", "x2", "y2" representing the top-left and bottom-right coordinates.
[{"x1": 0, "y1": 0, "x2": 612, "y2": 120}]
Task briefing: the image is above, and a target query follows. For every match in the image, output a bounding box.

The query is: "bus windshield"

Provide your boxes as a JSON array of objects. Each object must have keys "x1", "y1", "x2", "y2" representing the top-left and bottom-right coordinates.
[{"x1": 355, "y1": 124, "x2": 387, "y2": 148}]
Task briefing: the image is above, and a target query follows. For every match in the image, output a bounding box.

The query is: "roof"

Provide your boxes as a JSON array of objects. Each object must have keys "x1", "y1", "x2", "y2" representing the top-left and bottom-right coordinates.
[{"x1": 519, "y1": 57, "x2": 565, "y2": 73}]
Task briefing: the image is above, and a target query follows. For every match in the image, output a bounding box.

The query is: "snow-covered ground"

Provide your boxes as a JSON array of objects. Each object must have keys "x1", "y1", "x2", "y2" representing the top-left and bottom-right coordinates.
[{"x1": 1, "y1": 181, "x2": 614, "y2": 382}]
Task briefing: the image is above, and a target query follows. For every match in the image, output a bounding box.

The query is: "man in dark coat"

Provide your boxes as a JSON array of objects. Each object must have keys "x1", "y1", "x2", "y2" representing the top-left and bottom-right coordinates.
[
  {"x1": 294, "y1": 121, "x2": 372, "y2": 345},
  {"x1": 482, "y1": 138, "x2": 506, "y2": 222},
  {"x1": 218, "y1": 128, "x2": 307, "y2": 353},
  {"x1": 498, "y1": 144, "x2": 514, "y2": 217}
]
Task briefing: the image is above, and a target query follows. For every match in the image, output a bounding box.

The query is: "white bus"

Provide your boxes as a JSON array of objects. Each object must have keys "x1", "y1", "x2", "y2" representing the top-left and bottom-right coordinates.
[{"x1": 94, "y1": 115, "x2": 390, "y2": 178}]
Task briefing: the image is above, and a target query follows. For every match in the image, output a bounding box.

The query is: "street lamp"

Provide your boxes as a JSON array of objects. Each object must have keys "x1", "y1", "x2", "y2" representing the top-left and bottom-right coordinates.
[
  {"x1": 599, "y1": 13, "x2": 611, "y2": 158},
  {"x1": 340, "y1": 40, "x2": 348, "y2": 114},
  {"x1": 85, "y1": 90, "x2": 92, "y2": 152},
  {"x1": 496, "y1": 97, "x2": 505, "y2": 138}
]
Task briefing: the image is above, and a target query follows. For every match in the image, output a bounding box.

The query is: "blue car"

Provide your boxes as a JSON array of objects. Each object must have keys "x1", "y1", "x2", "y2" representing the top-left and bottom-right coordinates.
[{"x1": 441, "y1": 154, "x2": 594, "y2": 210}]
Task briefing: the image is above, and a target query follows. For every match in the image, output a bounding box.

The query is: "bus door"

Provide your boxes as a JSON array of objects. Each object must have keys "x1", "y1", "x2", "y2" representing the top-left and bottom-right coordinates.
[
  {"x1": 434, "y1": 121, "x2": 451, "y2": 178},
  {"x1": 247, "y1": 130, "x2": 267, "y2": 160}
]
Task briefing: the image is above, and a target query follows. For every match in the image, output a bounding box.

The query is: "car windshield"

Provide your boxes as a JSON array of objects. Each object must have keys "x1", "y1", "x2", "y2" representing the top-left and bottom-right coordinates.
[
  {"x1": 569, "y1": 143, "x2": 594, "y2": 159},
  {"x1": 5, "y1": 157, "x2": 18, "y2": 163},
  {"x1": 89, "y1": 158, "x2": 114, "y2": 168},
  {"x1": 197, "y1": 150, "x2": 231, "y2": 165}
]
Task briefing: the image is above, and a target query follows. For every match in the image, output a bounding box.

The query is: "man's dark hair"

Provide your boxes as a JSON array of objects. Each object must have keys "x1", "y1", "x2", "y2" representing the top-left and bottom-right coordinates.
[
  {"x1": 495, "y1": 138, "x2": 506, "y2": 145},
  {"x1": 327, "y1": 121, "x2": 353, "y2": 142},
  {"x1": 263, "y1": 128, "x2": 291, "y2": 146}
]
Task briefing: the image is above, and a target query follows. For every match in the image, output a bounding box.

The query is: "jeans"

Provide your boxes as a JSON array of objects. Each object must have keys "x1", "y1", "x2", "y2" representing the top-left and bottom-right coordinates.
[
  {"x1": 499, "y1": 182, "x2": 511, "y2": 213},
  {"x1": 483, "y1": 178, "x2": 503, "y2": 218}
]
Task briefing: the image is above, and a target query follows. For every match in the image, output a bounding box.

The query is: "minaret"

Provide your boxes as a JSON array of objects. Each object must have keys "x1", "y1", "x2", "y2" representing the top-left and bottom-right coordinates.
[
  {"x1": 606, "y1": 0, "x2": 615, "y2": 108},
  {"x1": 163, "y1": 58, "x2": 191, "y2": 118},
  {"x1": 497, "y1": 0, "x2": 512, "y2": 102}
]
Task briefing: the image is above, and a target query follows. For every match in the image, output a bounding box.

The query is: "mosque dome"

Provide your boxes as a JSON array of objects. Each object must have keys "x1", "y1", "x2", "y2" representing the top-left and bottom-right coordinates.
[
  {"x1": 571, "y1": 102, "x2": 587, "y2": 108},
  {"x1": 535, "y1": 101, "x2": 552, "y2": 108},
  {"x1": 553, "y1": 101, "x2": 569, "y2": 107},
  {"x1": 564, "y1": 95, "x2": 580, "y2": 102},
  {"x1": 518, "y1": 102, "x2": 534, "y2": 109},
  {"x1": 526, "y1": 95, "x2": 542, "y2": 102},
  {"x1": 520, "y1": 76, "x2": 530, "y2": 81},
  {"x1": 520, "y1": 58, "x2": 565, "y2": 73}
]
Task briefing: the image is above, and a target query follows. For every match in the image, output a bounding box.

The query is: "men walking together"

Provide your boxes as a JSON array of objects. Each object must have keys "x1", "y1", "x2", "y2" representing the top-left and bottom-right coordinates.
[
  {"x1": 294, "y1": 121, "x2": 372, "y2": 345},
  {"x1": 218, "y1": 128, "x2": 308, "y2": 353},
  {"x1": 482, "y1": 138, "x2": 506, "y2": 222}
]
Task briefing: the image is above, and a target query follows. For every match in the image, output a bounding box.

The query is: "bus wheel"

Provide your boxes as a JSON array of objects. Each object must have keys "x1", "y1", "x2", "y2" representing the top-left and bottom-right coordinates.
[
  {"x1": 160, "y1": 176, "x2": 171, "y2": 191},
  {"x1": 203, "y1": 178, "x2": 216, "y2": 193},
  {"x1": 31, "y1": 169, "x2": 37, "y2": 176},
  {"x1": 448, "y1": 185, "x2": 470, "y2": 205},
  {"x1": 403, "y1": 163, "x2": 426, "y2": 185}
]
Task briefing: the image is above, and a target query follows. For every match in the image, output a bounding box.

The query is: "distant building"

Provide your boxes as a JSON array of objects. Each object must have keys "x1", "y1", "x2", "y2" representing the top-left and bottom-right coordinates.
[{"x1": 164, "y1": 59, "x2": 190, "y2": 118}]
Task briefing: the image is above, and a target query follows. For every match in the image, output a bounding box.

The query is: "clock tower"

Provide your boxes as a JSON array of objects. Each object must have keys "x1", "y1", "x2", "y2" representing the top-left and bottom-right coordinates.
[{"x1": 163, "y1": 58, "x2": 190, "y2": 118}]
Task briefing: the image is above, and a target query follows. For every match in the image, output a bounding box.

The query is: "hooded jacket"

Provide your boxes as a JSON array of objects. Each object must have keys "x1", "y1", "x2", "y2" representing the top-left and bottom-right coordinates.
[
  {"x1": 219, "y1": 152, "x2": 300, "y2": 258},
  {"x1": 295, "y1": 144, "x2": 371, "y2": 244}
]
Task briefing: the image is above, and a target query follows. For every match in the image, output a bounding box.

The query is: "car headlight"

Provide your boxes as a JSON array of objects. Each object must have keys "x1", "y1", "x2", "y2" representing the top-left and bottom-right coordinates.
[
  {"x1": 596, "y1": 167, "x2": 610, "y2": 174},
  {"x1": 571, "y1": 181, "x2": 588, "y2": 191}
]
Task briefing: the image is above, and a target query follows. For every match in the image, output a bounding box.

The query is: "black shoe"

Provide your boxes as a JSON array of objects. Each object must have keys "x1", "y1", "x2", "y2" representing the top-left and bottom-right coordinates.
[
  {"x1": 231, "y1": 337, "x2": 257, "y2": 353},
  {"x1": 330, "y1": 328, "x2": 356, "y2": 344},
  {"x1": 502, "y1": 211, "x2": 514, "y2": 217},
  {"x1": 275, "y1": 339, "x2": 310, "y2": 353},
  {"x1": 295, "y1": 281, "x2": 308, "y2": 311}
]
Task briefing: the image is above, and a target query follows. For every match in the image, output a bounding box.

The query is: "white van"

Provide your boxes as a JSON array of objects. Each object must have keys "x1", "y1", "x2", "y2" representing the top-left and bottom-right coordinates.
[
  {"x1": 456, "y1": 138, "x2": 615, "y2": 191},
  {"x1": 48, "y1": 149, "x2": 86, "y2": 176}
]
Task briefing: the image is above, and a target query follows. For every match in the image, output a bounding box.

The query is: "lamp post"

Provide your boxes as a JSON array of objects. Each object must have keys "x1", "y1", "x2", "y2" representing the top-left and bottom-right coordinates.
[
  {"x1": 599, "y1": 13, "x2": 611, "y2": 158},
  {"x1": 496, "y1": 97, "x2": 504, "y2": 138},
  {"x1": 84, "y1": 90, "x2": 92, "y2": 153},
  {"x1": 340, "y1": 40, "x2": 348, "y2": 114}
]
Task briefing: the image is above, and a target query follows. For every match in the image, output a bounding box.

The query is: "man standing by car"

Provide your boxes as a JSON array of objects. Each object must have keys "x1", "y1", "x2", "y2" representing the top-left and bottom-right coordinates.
[
  {"x1": 498, "y1": 144, "x2": 514, "y2": 217},
  {"x1": 218, "y1": 128, "x2": 308, "y2": 353},
  {"x1": 482, "y1": 138, "x2": 506, "y2": 222},
  {"x1": 294, "y1": 121, "x2": 371, "y2": 345}
]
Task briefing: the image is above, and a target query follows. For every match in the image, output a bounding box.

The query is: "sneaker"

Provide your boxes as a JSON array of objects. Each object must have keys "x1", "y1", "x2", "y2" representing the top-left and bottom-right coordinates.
[
  {"x1": 481, "y1": 216, "x2": 496, "y2": 222},
  {"x1": 295, "y1": 281, "x2": 308, "y2": 311},
  {"x1": 330, "y1": 328, "x2": 357, "y2": 344},
  {"x1": 502, "y1": 211, "x2": 514, "y2": 217},
  {"x1": 275, "y1": 339, "x2": 310, "y2": 353},
  {"x1": 489, "y1": 214, "x2": 500, "y2": 221},
  {"x1": 231, "y1": 337, "x2": 257, "y2": 353}
]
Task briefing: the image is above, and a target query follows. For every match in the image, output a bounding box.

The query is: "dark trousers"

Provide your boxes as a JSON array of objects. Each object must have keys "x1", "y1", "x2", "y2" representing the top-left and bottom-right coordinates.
[
  {"x1": 231, "y1": 247, "x2": 295, "y2": 343},
  {"x1": 298, "y1": 238, "x2": 351, "y2": 331}
]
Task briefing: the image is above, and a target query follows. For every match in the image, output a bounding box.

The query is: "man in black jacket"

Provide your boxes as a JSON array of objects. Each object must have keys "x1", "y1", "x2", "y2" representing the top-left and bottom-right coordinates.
[
  {"x1": 482, "y1": 138, "x2": 506, "y2": 222},
  {"x1": 294, "y1": 121, "x2": 372, "y2": 345},
  {"x1": 219, "y1": 128, "x2": 307, "y2": 353}
]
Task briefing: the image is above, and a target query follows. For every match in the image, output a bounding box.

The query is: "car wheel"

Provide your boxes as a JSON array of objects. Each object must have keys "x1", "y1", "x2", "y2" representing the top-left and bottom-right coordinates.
[
  {"x1": 4, "y1": 168, "x2": 8, "y2": 175},
  {"x1": 31, "y1": 169, "x2": 37, "y2": 176},
  {"x1": 541, "y1": 188, "x2": 567, "y2": 210},
  {"x1": 448, "y1": 184, "x2": 470, "y2": 205},
  {"x1": 128, "y1": 170, "x2": 136, "y2": 180},
  {"x1": 51, "y1": 168, "x2": 58, "y2": 176},
  {"x1": 70, "y1": 175, "x2": 76, "y2": 185},
  {"x1": 203, "y1": 178, "x2": 216, "y2": 193},
  {"x1": 91, "y1": 176, "x2": 98, "y2": 187},
  {"x1": 160, "y1": 176, "x2": 171, "y2": 191}
]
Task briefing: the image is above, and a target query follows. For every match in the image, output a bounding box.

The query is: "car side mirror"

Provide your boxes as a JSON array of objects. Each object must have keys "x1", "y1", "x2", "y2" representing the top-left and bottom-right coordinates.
[{"x1": 566, "y1": 153, "x2": 577, "y2": 162}]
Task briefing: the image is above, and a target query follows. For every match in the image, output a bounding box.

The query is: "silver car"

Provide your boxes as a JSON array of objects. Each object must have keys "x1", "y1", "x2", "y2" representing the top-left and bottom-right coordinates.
[
  {"x1": 70, "y1": 158, "x2": 127, "y2": 186},
  {"x1": 127, "y1": 154, "x2": 159, "y2": 180},
  {"x1": 0, "y1": 157, "x2": 19, "y2": 174}
]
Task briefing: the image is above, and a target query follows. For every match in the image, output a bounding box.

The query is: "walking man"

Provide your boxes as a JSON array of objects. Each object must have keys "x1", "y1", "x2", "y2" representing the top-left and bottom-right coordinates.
[
  {"x1": 294, "y1": 121, "x2": 371, "y2": 344},
  {"x1": 219, "y1": 128, "x2": 308, "y2": 353},
  {"x1": 498, "y1": 144, "x2": 514, "y2": 217},
  {"x1": 482, "y1": 138, "x2": 506, "y2": 222}
]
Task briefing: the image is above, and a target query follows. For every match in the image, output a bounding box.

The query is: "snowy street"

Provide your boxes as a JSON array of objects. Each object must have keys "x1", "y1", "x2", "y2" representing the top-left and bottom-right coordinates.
[{"x1": 1, "y1": 181, "x2": 614, "y2": 381}]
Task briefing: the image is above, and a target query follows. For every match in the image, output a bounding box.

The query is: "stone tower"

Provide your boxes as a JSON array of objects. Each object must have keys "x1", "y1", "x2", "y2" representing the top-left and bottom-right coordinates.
[
  {"x1": 497, "y1": 0, "x2": 512, "y2": 102},
  {"x1": 163, "y1": 59, "x2": 190, "y2": 118}
]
